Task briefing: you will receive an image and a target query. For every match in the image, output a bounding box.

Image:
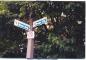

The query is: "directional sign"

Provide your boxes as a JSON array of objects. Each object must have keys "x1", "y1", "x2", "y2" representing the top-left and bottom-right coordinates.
[
  {"x1": 14, "y1": 19, "x2": 30, "y2": 30},
  {"x1": 33, "y1": 17, "x2": 47, "y2": 27}
]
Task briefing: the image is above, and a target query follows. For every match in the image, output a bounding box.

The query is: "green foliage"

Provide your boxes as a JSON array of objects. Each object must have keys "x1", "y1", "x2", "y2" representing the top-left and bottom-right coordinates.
[
  {"x1": 0, "y1": 1, "x2": 85, "y2": 58},
  {"x1": 0, "y1": 2, "x2": 9, "y2": 15}
]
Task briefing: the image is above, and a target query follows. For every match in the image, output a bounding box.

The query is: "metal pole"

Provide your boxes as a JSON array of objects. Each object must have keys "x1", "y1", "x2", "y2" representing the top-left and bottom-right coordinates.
[
  {"x1": 26, "y1": 19, "x2": 34, "y2": 59},
  {"x1": 26, "y1": 38, "x2": 34, "y2": 58}
]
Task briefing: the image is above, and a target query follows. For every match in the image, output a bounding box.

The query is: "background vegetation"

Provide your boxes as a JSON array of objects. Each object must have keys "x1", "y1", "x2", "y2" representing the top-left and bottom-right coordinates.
[{"x1": 0, "y1": 1, "x2": 85, "y2": 58}]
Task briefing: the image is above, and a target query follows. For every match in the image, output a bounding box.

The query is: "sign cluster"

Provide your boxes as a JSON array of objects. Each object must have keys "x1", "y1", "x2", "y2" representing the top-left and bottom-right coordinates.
[
  {"x1": 14, "y1": 17, "x2": 48, "y2": 39},
  {"x1": 14, "y1": 17, "x2": 47, "y2": 30}
]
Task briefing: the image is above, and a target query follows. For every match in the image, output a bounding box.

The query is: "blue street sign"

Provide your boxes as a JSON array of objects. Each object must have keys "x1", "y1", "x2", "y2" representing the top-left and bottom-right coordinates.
[
  {"x1": 33, "y1": 17, "x2": 47, "y2": 27},
  {"x1": 14, "y1": 19, "x2": 30, "y2": 30}
]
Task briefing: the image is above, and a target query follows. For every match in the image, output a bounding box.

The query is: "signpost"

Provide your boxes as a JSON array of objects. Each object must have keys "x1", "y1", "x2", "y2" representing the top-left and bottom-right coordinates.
[
  {"x1": 14, "y1": 17, "x2": 47, "y2": 58},
  {"x1": 26, "y1": 30, "x2": 34, "y2": 58}
]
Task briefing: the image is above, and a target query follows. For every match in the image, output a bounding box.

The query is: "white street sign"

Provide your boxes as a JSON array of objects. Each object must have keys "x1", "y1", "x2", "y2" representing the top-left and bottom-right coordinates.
[
  {"x1": 26, "y1": 31, "x2": 35, "y2": 39},
  {"x1": 14, "y1": 19, "x2": 30, "y2": 30},
  {"x1": 33, "y1": 17, "x2": 47, "y2": 27}
]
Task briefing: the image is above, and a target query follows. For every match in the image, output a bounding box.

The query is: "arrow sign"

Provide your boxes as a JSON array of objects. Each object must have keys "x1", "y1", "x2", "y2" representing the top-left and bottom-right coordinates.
[
  {"x1": 14, "y1": 19, "x2": 30, "y2": 30},
  {"x1": 33, "y1": 17, "x2": 47, "y2": 27}
]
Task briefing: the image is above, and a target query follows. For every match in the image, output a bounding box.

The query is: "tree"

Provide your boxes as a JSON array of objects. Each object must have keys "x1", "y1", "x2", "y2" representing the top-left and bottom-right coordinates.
[{"x1": 0, "y1": 1, "x2": 85, "y2": 58}]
